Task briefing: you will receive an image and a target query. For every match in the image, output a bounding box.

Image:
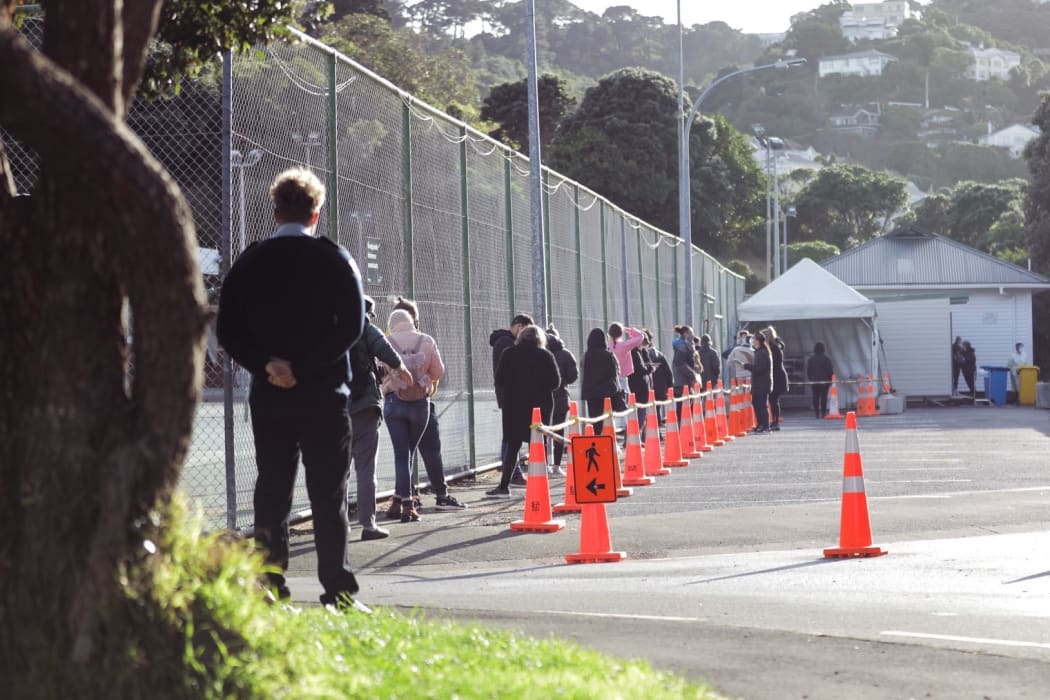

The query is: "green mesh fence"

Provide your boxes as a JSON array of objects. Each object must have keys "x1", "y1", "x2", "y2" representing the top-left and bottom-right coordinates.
[{"x1": 4, "y1": 22, "x2": 745, "y2": 531}]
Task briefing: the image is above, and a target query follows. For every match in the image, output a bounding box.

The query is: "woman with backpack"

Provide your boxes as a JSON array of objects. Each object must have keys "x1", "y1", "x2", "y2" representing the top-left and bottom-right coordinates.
[
  {"x1": 546, "y1": 325, "x2": 578, "y2": 477},
  {"x1": 580, "y1": 327, "x2": 621, "y2": 437},
  {"x1": 380, "y1": 308, "x2": 444, "y2": 522}
]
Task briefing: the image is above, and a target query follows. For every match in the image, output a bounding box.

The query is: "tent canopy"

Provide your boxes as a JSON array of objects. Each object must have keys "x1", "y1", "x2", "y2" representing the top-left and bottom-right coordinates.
[
  {"x1": 738, "y1": 258, "x2": 875, "y2": 321},
  {"x1": 735, "y1": 258, "x2": 879, "y2": 406}
]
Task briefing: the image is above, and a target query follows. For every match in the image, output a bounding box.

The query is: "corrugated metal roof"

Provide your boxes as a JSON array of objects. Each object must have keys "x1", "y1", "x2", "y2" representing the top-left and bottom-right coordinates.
[{"x1": 821, "y1": 224, "x2": 1050, "y2": 289}]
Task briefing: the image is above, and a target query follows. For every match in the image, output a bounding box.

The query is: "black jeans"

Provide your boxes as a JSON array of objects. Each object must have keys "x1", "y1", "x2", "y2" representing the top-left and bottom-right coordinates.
[
  {"x1": 250, "y1": 383, "x2": 358, "y2": 603},
  {"x1": 769, "y1": 388, "x2": 784, "y2": 425},
  {"x1": 812, "y1": 383, "x2": 830, "y2": 416},
  {"x1": 752, "y1": 390, "x2": 770, "y2": 430}
]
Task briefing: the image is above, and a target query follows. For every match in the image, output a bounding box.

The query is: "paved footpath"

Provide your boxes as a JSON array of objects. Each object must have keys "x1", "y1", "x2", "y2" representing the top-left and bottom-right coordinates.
[{"x1": 285, "y1": 406, "x2": 1050, "y2": 699}]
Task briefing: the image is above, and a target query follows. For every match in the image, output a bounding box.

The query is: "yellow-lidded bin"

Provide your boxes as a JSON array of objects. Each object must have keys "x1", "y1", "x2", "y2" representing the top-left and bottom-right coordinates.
[{"x1": 1018, "y1": 365, "x2": 1040, "y2": 405}]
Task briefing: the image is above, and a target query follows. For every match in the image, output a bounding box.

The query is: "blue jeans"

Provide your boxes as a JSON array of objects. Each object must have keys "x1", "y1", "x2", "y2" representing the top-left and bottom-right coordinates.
[{"x1": 384, "y1": 394, "x2": 430, "y2": 499}]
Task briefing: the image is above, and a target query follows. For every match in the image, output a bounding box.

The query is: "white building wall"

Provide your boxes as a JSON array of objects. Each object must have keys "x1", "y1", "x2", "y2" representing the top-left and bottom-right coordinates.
[
  {"x1": 875, "y1": 297, "x2": 951, "y2": 397},
  {"x1": 948, "y1": 291, "x2": 1034, "y2": 372}
]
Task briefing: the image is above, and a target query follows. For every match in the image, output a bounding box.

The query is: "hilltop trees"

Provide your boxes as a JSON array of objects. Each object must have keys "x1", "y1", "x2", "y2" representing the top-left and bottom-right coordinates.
[{"x1": 793, "y1": 164, "x2": 908, "y2": 248}]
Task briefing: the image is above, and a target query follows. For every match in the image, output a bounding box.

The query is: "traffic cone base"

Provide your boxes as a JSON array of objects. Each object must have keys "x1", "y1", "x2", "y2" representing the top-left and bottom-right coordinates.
[
  {"x1": 565, "y1": 503, "x2": 627, "y2": 564},
  {"x1": 511, "y1": 408, "x2": 566, "y2": 533},
  {"x1": 823, "y1": 545, "x2": 887, "y2": 558}
]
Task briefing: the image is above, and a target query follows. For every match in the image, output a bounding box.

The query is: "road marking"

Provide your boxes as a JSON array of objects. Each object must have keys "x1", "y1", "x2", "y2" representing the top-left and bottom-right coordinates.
[
  {"x1": 881, "y1": 630, "x2": 1050, "y2": 650},
  {"x1": 535, "y1": 609, "x2": 703, "y2": 623}
]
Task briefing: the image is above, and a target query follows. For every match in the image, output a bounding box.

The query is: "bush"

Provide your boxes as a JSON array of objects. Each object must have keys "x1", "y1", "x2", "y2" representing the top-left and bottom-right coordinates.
[
  {"x1": 786, "y1": 240, "x2": 840, "y2": 264},
  {"x1": 728, "y1": 259, "x2": 761, "y2": 293}
]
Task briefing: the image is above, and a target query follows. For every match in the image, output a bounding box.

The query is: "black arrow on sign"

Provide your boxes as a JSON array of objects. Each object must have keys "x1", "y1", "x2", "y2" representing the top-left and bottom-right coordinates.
[{"x1": 586, "y1": 478, "x2": 607, "y2": 496}]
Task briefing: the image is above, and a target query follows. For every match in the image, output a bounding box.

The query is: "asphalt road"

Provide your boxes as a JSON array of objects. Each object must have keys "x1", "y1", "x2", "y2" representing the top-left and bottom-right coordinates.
[{"x1": 285, "y1": 405, "x2": 1050, "y2": 699}]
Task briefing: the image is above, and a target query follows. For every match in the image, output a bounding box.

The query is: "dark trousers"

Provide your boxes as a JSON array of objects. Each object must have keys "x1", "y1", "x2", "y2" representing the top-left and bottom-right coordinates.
[
  {"x1": 417, "y1": 400, "x2": 448, "y2": 497},
  {"x1": 812, "y1": 383, "x2": 830, "y2": 417},
  {"x1": 769, "y1": 388, "x2": 784, "y2": 425},
  {"x1": 752, "y1": 390, "x2": 770, "y2": 430},
  {"x1": 498, "y1": 438, "x2": 526, "y2": 489},
  {"x1": 951, "y1": 362, "x2": 961, "y2": 393},
  {"x1": 962, "y1": 367, "x2": 976, "y2": 396},
  {"x1": 250, "y1": 384, "x2": 358, "y2": 603},
  {"x1": 551, "y1": 397, "x2": 568, "y2": 466},
  {"x1": 585, "y1": 397, "x2": 606, "y2": 436}
]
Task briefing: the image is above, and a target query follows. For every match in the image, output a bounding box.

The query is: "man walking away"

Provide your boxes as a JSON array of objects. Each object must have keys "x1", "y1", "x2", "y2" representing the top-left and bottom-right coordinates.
[{"x1": 217, "y1": 168, "x2": 367, "y2": 610}]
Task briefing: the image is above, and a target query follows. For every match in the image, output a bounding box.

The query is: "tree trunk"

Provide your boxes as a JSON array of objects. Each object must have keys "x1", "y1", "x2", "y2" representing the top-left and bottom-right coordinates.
[{"x1": 0, "y1": 2, "x2": 209, "y2": 691}]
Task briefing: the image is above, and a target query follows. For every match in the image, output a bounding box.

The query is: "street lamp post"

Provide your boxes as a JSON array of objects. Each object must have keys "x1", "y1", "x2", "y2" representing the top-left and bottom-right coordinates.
[
  {"x1": 678, "y1": 58, "x2": 805, "y2": 327},
  {"x1": 230, "y1": 148, "x2": 262, "y2": 255},
  {"x1": 782, "y1": 204, "x2": 797, "y2": 274},
  {"x1": 752, "y1": 124, "x2": 772, "y2": 284}
]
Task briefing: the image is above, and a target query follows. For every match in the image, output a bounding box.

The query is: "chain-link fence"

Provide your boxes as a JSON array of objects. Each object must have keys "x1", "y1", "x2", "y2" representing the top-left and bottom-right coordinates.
[{"x1": 5, "y1": 19, "x2": 745, "y2": 531}]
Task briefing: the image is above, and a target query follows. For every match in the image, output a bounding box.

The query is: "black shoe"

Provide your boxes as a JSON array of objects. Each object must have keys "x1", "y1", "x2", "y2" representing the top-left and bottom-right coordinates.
[
  {"x1": 435, "y1": 494, "x2": 467, "y2": 510},
  {"x1": 361, "y1": 527, "x2": 390, "y2": 541},
  {"x1": 770, "y1": 424, "x2": 780, "y2": 431},
  {"x1": 510, "y1": 474, "x2": 528, "y2": 487},
  {"x1": 485, "y1": 486, "x2": 512, "y2": 498},
  {"x1": 750, "y1": 427, "x2": 769, "y2": 434}
]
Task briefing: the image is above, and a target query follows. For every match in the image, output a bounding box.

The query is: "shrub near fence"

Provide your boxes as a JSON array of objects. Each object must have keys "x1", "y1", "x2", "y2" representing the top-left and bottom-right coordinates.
[{"x1": 5, "y1": 19, "x2": 745, "y2": 530}]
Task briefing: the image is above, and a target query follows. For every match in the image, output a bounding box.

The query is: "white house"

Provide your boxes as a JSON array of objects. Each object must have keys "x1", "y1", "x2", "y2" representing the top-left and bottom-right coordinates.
[
  {"x1": 979, "y1": 123, "x2": 1040, "y2": 158},
  {"x1": 966, "y1": 47, "x2": 1021, "y2": 81},
  {"x1": 839, "y1": 0, "x2": 912, "y2": 42},
  {"x1": 829, "y1": 106, "x2": 881, "y2": 136},
  {"x1": 819, "y1": 50, "x2": 897, "y2": 78},
  {"x1": 822, "y1": 225, "x2": 1050, "y2": 398}
]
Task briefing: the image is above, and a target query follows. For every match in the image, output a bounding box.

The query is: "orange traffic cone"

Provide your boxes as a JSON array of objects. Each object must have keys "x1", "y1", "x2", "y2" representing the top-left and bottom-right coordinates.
[
  {"x1": 825, "y1": 375, "x2": 843, "y2": 419},
  {"x1": 743, "y1": 379, "x2": 756, "y2": 432},
  {"x1": 857, "y1": 375, "x2": 876, "y2": 417},
  {"x1": 823, "y1": 412, "x2": 886, "y2": 558},
  {"x1": 705, "y1": 382, "x2": 724, "y2": 447},
  {"x1": 733, "y1": 379, "x2": 748, "y2": 437},
  {"x1": 622, "y1": 395, "x2": 654, "y2": 486},
  {"x1": 553, "y1": 402, "x2": 582, "y2": 514},
  {"x1": 643, "y1": 395, "x2": 671, "y2": 477},
  {"x1": 868, "y1": 374, "x2": 880, "y2": 415},
  {"x1": 679, "y1": 387, "x2": 702, "y2": 458},
  {"x1": 881, "y1": 371, "x2": 892, "y2": 395},
  {"x1": 691, "y1": 383, "x2": 712, "y2": 452},
  {"x1": 602, "y1": 398, "x2": 632, "y2": 498},
  {"x1": 663, "y1": 388, "x2": 688, "y2": 467},
  {"x1": 565, "y1": 501, "x2": 627, "y2": 564},
  {"x1": 511, "y1": 408, "x2": 566, "y2": 533},
  {"x1": 714, "y1": 380, "x2": 734, "y2": 442}
]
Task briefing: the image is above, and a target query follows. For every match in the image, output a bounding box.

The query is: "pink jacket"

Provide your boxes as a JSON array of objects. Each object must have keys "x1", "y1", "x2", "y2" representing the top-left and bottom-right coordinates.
[
  {"x1": 608, "y1": 327, "x2": 645, "y2": 378},
  {"x1": 380, "y1": 309, "x2": 445, "y2": 401}
]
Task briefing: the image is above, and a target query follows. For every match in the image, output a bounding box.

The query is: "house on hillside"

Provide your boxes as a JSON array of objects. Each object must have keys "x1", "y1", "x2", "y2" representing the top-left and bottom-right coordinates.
[
  {"x1": 978, "y1": 123, "x2": 1040, "y2": 158},
  {"x1": 829, "y1": 105, "x2": 881, "y2": 136},
  {"x1": 966, "y1": 47, "x2": 1021, "y2": 82},
  {"x1": 821, "y1": 225, "x2": 1050, "y2": 398},
  {"x1": 819, "y1": 49, "x2": 897, "y2": 78},
  {"x1": 839, "y1": 0, "x2": 912, "y2": 42}
]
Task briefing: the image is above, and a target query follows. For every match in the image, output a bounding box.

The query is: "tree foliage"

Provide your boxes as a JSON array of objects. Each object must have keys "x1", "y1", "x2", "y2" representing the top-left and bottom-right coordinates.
[
  {"x1": 480, "y1": 73, "x2": 575, "y2": 151},
  {"x1": 547, "y1": 68, "x2": 763, "y2": 252},
  {"x1": 793, "y1": 164, "x2": 908, "y2": 248}
]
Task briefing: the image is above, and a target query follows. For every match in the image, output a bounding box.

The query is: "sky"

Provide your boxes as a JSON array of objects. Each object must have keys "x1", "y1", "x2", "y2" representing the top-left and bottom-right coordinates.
[{"x1": 567, "y1": 0, "x2": 823, "y2": 35}]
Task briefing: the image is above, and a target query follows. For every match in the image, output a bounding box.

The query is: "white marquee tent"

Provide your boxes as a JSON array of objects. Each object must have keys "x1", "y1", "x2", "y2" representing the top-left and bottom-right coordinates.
[{"x1": 737, "y1": 258, "x2": 879, "y2": 407}]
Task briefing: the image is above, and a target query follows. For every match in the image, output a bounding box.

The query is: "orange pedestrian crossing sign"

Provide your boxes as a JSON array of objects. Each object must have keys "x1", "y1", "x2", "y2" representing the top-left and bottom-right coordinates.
[{"x1": 570, "y1": 434, "x2": 618, "y2": 504}]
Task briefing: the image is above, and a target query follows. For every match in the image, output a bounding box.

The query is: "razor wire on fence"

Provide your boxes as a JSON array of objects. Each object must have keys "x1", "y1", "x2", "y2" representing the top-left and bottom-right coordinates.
[{"x1": 5, "y1": 19, "x2": 745, "y2": 531}]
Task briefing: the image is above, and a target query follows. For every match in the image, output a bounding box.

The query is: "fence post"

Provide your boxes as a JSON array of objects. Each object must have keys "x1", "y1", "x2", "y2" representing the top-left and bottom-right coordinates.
[
  {"x1": 402, "y1": 102, "x2": 414, "y2": 296},
  {"x1": 459, "y1": 127, "x2": 477, "y2": 470},
  {"x1": 599, "y1": 201, "x2": 608, "y2": 328},
  {"x1": 221, "y1": 50, "x2": 238, "y2": 531},
  {"x1": 543, "y1": 169, "x2": 552, "y2": 321},
  {"x1": 504, "y1": 154, "x2": 514, "y2": 313},
  {"x1": 326, "y1": 51, "x2": 339, "y2": 242},
  {"x1": 636, "y1": 226, "x2": 646, "y2": 328},
  {"x1": 654, "y1": 236, "x2": 661, "y2": 342},
  {"x1": 620, "y1": 217, "x2": 629, "y2": 325},
  {"x1": 574, "y1": 184, "x2": 584, "y2": 368}
]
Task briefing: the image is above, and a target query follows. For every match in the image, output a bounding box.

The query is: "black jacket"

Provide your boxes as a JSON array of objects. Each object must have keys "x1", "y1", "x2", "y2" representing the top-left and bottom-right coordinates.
[
  {"x1": 627, "y1": 346, "x2": 652, "y2": 402},
  {"x1": 581, "y1": 328, "x2": 620, "y2": 401},
  {"x1": 489, "y1": 328, "x2": 516, "y2": 407},
  {"x1": 217, "y1": 235, "x2": 364, "y2": 393},
  {"x1": 547, "y1": 334, "x2": 579, "y2": 410},
  {"x1": 806, "y1": 351, "x2": 834, "y2": 384},
  {"x1": 698, "y1": 344, "x2": 720, "y2": 386},
  {"x1": 495, "y1": 343, "x2": 560, "y2": 443},
  {"x1": 745, "y1": 346, "x2": 773, "y2": 395},
  {"x1": 648, "y1": 347, "x2": 673, "y2": 400},
  {"x1": 770, "y1": 339, "x2": 789, "y2": 394}
]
